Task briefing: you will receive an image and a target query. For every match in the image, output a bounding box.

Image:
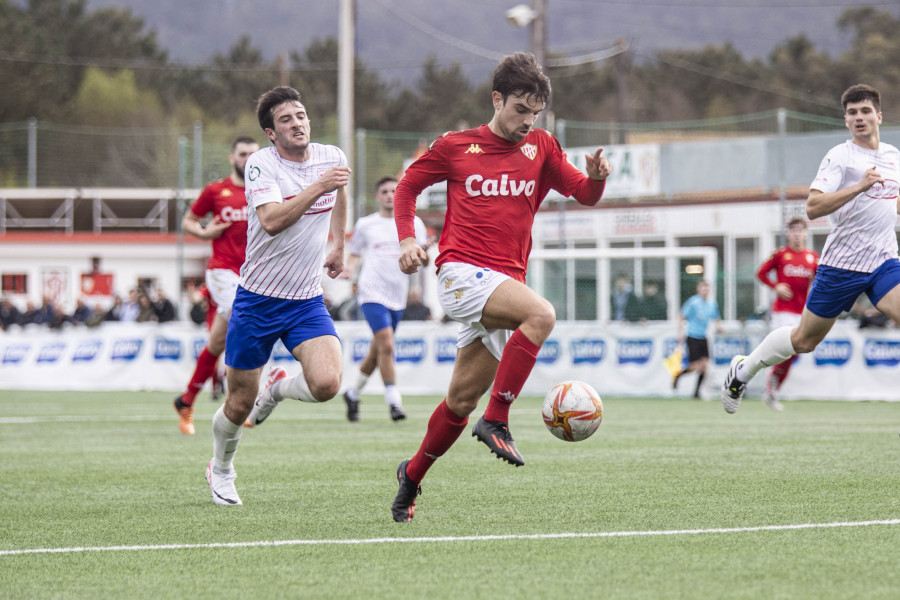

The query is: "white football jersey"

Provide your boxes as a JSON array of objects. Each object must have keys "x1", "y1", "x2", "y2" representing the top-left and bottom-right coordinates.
[
  {"x1": 811, "y1": 140, "x2": 900, "y2": 273},
  {"x1": 348, "y1": 213, "x2": 428, "y2": 310},
  {"x1": 242, "y1": 144, "x2": 347, "y2": 300}
]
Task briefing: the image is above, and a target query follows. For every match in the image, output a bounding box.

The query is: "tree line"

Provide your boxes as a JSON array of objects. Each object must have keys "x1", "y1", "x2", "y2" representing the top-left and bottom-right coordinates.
[{"x1": 2, "y1": 0, "x2": 900, "y2": 135}]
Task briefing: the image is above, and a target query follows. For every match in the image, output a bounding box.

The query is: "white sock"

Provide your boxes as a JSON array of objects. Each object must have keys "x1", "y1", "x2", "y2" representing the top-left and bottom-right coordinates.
[
  {"x1": 738, "y1": 326, "x2": 795, "y2": 382},
  {"x1": 384, "y1": 384, "x2": 402, "y2": 408},
  {"x1": 212, "y1": 405, "x2": 242, "y2": 473},
  {"x1": 273, "y1": 373, "x2": 318, "y2": 403},
  {"x1": 354, "y1": 371, "x2": 371, "y2": 392}
]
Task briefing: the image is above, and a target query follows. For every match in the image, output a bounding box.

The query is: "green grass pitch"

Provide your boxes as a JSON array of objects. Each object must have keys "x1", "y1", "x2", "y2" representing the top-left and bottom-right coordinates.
[{"x1": 1, "y1": 390, "x2": 898, "y2": 599}]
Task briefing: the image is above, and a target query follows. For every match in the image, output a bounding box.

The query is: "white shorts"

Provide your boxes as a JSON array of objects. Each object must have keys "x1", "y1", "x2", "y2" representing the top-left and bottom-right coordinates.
[
  {"x1": 769, "y1": 310, "x2": 802, "y2": 330},
  {"x1": 205, "y1": 269, "x2": 240, "y2": 318},
  {"x1": 437, "y1": 262, "x2": 512, "y2": 361}
]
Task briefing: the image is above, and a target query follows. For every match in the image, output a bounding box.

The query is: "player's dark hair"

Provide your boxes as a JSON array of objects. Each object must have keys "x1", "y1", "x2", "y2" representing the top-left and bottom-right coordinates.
[
  {"x1": 492, "y1": 52, "x2": 551, "y2": 106},
  {"x1": 231, "y1": 136, "x2": 257, "y2": 151},
  {"x1": 841, "y1": 84, "x2": 881, "y2": 113},
  {"x1": 787, "y1": 217, "x2": 807, "y2": 229},
  {"x1": 256, "y1": 86, "x2": 303, "y2": 131},
  {"x1": 375, "y1": 176, "x2": 397, "y2": 192}
]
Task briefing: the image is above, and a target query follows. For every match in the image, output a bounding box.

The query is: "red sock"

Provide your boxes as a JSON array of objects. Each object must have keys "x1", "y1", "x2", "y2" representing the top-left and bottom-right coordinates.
[
  {"x1": 772, "y1": 357, "x2": 794, "y2": 388},
  {"x1": 182, "y1": 347, "x2": 220, "y2": 406},
  {"x1": 406, "y1": 400, "x2": 468, "y2": 483},
  {"x1": 483, "y1": 329, "x2": 541, "y2": 423}
]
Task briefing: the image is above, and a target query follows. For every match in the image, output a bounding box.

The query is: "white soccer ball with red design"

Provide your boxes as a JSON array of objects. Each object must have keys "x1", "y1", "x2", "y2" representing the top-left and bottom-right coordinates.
[{"x1": 542, "y1": 380, "x2": 603, "y2": 442}]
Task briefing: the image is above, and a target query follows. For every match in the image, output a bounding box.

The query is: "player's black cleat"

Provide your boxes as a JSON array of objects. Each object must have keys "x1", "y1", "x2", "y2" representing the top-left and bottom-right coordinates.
[
  {"x1": 389, "y1": 405, "x2": 407, "y2": 422},
  {"x1": 472, "y1": 417, "x2": 525, "y2": 466},
  {"x1": 343, "y1": 391, "x2": 359, "y2": 422},
  {"x1": 392, "y1": 459, "x2": 421, "y2": 522}
]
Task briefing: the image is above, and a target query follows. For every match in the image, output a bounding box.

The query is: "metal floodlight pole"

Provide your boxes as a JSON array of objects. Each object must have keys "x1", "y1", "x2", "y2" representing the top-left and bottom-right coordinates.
[
  {"x1": 338, "y1": 0, "x2": 355, "y2": 225},
  {"x1": 777, "y1": 108, "x2": 787, "y2": 247},
  {"x1": 177, "y1": 136, "x2": 188, "y2": 319}
]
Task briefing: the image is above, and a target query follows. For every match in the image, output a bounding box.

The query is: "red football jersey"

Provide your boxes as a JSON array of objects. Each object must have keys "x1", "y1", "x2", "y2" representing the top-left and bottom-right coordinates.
[
  {"x1": 189, "y1": 177, "x2": 248, "y2": 274},
  {"x1": 756, "y1": 246, "x2": 819, "y2": 314},
  {"x1": 395, "y1": 125, "x2": 605, "y2": 282}
]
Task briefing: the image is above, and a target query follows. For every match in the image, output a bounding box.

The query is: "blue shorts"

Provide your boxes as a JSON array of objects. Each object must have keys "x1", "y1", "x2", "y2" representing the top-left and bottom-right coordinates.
[
  {"x1": 360, "y1": 302, "x2": 404, "y2": 334},
  {"x1": 806, "y1": 259, "x2": 900, "y2": 319},
  {"x1": 225, "y1": 286, "x2": 338, "y2": 370}
]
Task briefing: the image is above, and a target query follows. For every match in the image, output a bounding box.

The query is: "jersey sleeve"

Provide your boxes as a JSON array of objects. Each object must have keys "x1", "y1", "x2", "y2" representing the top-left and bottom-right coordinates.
[
  {"x1": 756, "y1": 252, "x2": 779, "y2": 288},
  {"x1": 543, "y1": 133, "x2": 606, "y2": 206},
  {"x1": 347, "y1": 220, "x2": 366, "y2": 256},
  {"x1": 190, "y1": 184, "x2": 217, "y2": 217},
  {"x1": 680, "y1": 298, "x2": 693, "y2": 319},
  {"x1": 395, "y1": 135, "x2": 450, "y2": 240},
  {"x1": 810, "y1": 145, "x2": 845, "y2": 194},
  {"x1": 244, "y1": 152, "x2": 283, "y2": 209},
  {"x1": 413, "y1": 216, "x2": 428, "y2": 245}
]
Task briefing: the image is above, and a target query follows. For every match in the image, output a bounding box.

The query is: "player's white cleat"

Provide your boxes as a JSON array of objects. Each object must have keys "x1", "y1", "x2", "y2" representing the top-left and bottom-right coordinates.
[
  {"x1": 245, "y1": 367, "x2": 288, "y2": 427},
  {"x1": 206, "y1": 460, "x2": 241, "y2": 505},
  {"x1": 721, "y1": 355, "x2": 747, "y2": 414}
]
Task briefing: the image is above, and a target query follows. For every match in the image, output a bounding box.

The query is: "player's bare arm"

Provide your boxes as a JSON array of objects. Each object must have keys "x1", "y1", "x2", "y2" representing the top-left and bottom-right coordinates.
[
  {"x1": 584, "y1": 147, "x2": 612, "y2": 180},
  {"x1": 182, "y1": 212, "x2": 231, "y2": 240},
  {"x1": 338, "y1": 253, "x2": 361, "y2": 280},
  {"x1": 256, "y1": 166, "x2": 351, "y2": 235},
  {"x1": 807, "y1": 167, "x2": 884, "y2": 220},
  {"x1": 398, "y1": 237, "x2": 428, "y2": 274},
  {"x1": 323, "y1": 185, "x2": 348, "y2": 279}
]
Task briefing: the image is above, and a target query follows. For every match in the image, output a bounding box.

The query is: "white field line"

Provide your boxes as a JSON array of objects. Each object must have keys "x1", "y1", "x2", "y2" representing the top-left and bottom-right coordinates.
[
  {"x1": 2, "y1": 519, "x2": 898, "y2": 557},
  {"x1": 0, "y1": 407, "x2": 545, "y2": 425}
]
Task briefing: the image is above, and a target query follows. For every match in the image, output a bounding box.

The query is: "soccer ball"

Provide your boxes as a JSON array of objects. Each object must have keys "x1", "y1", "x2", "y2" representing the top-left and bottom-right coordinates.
[{"x1": 542, "y1": 380, "x2": 603, "y2": 442}]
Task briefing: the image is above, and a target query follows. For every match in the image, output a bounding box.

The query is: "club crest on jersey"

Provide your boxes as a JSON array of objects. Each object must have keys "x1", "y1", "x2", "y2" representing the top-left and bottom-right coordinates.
[{"x1": 520, "y1": 143, "x2": 537, "y2": 160}]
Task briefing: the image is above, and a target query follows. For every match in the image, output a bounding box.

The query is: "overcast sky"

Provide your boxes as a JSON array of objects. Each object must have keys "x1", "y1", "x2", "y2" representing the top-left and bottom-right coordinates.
[{"x1": 83, "y1": 0, "x2": 893, "y2": 83}]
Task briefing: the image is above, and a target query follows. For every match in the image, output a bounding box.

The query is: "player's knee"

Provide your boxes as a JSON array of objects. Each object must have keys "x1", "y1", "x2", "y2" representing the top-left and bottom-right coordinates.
[
  {"x1": 792, "y1": 337, "x2": 817, "y2": 354},
  {"x1": 376, "y1": 339, "x2": 394, "y2": 357},
  {"x1": 528, "y1": 301, "x2": 556, "y2": 339},
  {"x1": 446, "y1": 394, "x2": 477, "y2": 416},
  {"x1": 309, "y1": 373, "x2": 342, "y2": 402}
]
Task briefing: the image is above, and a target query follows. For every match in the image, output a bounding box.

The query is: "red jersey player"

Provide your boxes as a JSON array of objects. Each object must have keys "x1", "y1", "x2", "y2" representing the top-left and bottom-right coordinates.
[
  {"x1": 755, "y1": 218, "x2": 818, "y2": 410},
  {"x1": 174, "y1": 137, "x2": 259, "y2": 435},
  {"x1": 390, "y1": 52, "x2": 611, "y2": 522}
]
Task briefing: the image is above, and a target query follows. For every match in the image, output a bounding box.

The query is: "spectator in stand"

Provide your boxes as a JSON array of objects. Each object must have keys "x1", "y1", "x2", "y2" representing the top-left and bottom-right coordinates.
[
  {"x1": 626, "y1": 280, "x2": 668, "y2": 322},
  {"x1": 611, "y1": 273, "x2": 636, "y2": 322},
  {"x1": 105, "y1": 294, "x2": 125, "y2": 321},
  {"x1": 70, "y1": 298, "x2": 92, "y2": 325},
  {"x1": 120, "y1": 289, "x2": 140, "y2": 322},
  {"x1": 402, "y1": 287, "x2": 433, "y2": 321},
  {"x1": 85, "y1": 304, "x2": 106, "y2": 328},
  {"x1": 335, "y1": 281, "x2": 362, "y2": 322},
  {"x1": 0, "y1": 298, "x2": 22, "y2": 330},
  {"x1": 153, "y1": 287, "x2": 177, "y2": 323},
  {"x1": 135, "y1": 291, "x2": 158, "y2": 322},
  {"x1": 47, "y1": 302, "x2": 69, "y2": 330}
]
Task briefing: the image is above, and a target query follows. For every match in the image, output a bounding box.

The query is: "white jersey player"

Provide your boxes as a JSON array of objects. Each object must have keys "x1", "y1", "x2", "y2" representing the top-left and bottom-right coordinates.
[
  {"x1": 207, "y1": 86, "x2": 350, "y2": 506},
  {"x1": 722, "y1": 83, "x2": 900, "y2": 414},
  {"x1": 340, "y1": 176, "x2": 431, "y2": 422}
]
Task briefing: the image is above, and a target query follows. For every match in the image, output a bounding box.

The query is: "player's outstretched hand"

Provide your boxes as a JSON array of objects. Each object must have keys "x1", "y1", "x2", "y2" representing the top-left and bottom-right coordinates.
[
  {"x1": 585, "y1": 148, "x2": 612, "y2": 181},
  {"x1": 398, "y1": 237, "x2": 428, "y2": 274}
]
